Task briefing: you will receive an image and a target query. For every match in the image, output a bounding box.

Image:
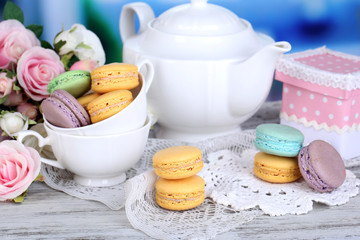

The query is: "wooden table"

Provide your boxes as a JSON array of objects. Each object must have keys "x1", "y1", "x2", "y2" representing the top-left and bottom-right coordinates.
[{"x1": 1, "y1": 102, "x2": 359, "y2": 240}]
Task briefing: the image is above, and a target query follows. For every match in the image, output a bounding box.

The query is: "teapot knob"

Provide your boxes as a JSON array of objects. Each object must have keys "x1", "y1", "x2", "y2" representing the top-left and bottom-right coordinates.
[{"x1": 191, "y1": 0, "x2": 208, "y2": 7}]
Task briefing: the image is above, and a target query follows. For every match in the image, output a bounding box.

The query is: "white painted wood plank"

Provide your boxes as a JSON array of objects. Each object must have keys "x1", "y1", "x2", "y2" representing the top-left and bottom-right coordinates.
[{"x1": 0, "y1": 166, "x2": 358, "y2": 240}]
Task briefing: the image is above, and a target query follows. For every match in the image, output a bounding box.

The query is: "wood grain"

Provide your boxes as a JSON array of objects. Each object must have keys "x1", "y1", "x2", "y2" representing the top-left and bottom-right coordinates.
[{"x1": 0, "y1": 166, "x2": 358, "y2": 240}]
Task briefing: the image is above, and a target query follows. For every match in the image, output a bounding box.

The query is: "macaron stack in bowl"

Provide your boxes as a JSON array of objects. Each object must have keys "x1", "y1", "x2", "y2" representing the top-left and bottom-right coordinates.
[
  {"x1": 152, "y1": 146, "x2": 206, "y2": 211},
  {"x1": 42, "y1": 62, "x2": 149, "y2": 135},
  {"x1": 38, "y1": 63, "x2": 152, "y2": 186},
  {"x1": 254, "y1": 123, "x2": 346, "y2": 193}
]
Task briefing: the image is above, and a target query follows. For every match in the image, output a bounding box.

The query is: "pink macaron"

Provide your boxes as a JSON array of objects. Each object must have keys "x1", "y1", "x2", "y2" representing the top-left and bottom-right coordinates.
[{"x1": 298, "y1": 140, "x2": 346, "y2": 193}]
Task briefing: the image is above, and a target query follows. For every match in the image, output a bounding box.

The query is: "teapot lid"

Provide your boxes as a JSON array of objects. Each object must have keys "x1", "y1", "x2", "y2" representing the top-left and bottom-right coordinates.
[{"x1": 151, "y1": 0, "x2": 247, "y2": 36}]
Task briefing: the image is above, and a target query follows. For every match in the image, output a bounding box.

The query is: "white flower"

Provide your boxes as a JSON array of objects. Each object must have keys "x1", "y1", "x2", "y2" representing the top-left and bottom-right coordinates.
[
  {"x1": 54, "y1": 24, "x2": 105, "y2": 66},
  {"x1": 0, "y1": 112, "x2": 28, "y2": 137}
]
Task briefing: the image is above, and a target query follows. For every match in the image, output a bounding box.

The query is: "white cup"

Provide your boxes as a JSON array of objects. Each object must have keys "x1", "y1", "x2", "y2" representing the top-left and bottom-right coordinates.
[
  {"x1": 17, "y1": 115, "x2": 151, "y2": 187},
  {"x1": 45, "y1": 59, "x2": 154, "y2": 136}
]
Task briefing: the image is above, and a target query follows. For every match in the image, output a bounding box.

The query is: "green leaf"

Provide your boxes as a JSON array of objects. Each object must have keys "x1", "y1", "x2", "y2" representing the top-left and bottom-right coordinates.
[
  {"x1": 0, "y1": 96, "x2": 9, "y2": 105},
  {"x1": 13, "y1": 190, "x2": 28, "y2": 203},
  {"x1": 41, "y1": 40, "x2": 53, "y2": 50},
  {"x1": 54, "y1": 25, "x2": 64, "y2": 40},
  {"x1": 10, "y1": 62, "x2": 16, "y2": 74},
  {"x1": 69, "y1": 25, "x2": 77, "y2": 33},
  {"x1": 5, "y1": 69, "x2": 15, "y2": 79},
  {"x1": 28, "y1": 119, "x2": 37, "y2": 125},
  {"x1": 76, "y1": 42, "x2": 92, "y2": 50},
  {"x1": 60, "y1": 53, "x2": 74, "y2": 70},
  {"x1": 13, "y1": 84, "x2": 21, "y2": 91},
  {"x1": 26, "y1": 24, "x2": 43, "y2": 38},
  {"x1": 54, "y1": 40, "x2": 66, "y2": 54},
  {"x1": 67, "y1": 54, "x2": 80, "y2": 69},
  {"x1": 3, "y1": 1, "x2": 24, "y2": 23},
  {"x1": 0, "y1": 110, "x2": 10, "y2": 116}
]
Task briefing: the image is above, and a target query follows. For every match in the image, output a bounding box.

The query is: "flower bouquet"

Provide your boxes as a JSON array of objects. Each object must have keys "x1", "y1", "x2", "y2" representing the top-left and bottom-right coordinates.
[{"x1": 0, "y1": 1, "x2": 105, "y2": 202}]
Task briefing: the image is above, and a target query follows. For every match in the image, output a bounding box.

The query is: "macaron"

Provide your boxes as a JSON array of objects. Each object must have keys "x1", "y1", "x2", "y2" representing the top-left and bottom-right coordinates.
[
  {"x1": 77, "y1": 92, "x2": 101, "y2": 107},
  {"x1": 41, "y1": 89, "x2": 90, "y2": 128},
  {"x1": 86, "y1": 89, "x2": 133, "y2": 124},
  {"x1": 253, "y1": 151, "x2": 302, "y2": 183},
  {"x1": 91, "y1": 63, "x2": 139, "y2": 93},
  {"x1": 155, "y1": 175, "x2": 205, "y2": 211},
  {"x1": 47, "y1": 70, "x2": 91, "y2": 98},
  {"x1": 255, "y1": 123, "x2": 304, "y2": 157},
  {"x1": 152, "y1": 146, "x2": 203, "y2": 179},
  {"x1": 298, "y1": 140, "x2": 346, "y2": 193}
]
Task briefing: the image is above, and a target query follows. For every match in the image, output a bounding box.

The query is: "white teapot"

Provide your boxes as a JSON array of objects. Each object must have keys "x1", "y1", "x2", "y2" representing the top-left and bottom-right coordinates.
[{"x1": 120, "y1": 0, "x2": 291, "y2": 140}]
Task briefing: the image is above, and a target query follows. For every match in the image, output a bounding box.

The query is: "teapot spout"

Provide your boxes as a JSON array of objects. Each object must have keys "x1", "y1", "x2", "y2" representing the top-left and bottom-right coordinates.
[{"x1": 228, "y1": 41, "x2": 291, "y2": 118}]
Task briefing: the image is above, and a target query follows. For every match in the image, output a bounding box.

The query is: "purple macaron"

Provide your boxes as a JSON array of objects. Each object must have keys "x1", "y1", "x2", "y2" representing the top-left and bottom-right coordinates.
[
  {"x1": 298, "y1": 140, "x2": 346, "y2": 193},
  {"x1": 41, "y1": 89, "x2": 90, "y2": 128}
]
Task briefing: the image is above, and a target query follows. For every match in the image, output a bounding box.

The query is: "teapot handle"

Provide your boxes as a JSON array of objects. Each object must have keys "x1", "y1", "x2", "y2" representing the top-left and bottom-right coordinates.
[{"x1": 120, "y1": 2, "x2": 155, "y2": 43}]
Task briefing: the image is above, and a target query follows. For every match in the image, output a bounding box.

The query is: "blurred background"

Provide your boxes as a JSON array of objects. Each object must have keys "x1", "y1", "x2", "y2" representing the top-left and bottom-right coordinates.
[{"x1": 1, "y1": 0, "x2": 360, "y2": 100}]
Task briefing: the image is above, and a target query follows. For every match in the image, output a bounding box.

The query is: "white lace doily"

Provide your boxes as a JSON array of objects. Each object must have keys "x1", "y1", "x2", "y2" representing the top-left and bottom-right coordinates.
[
  {"x1": 40, "y1": 130, "x2": 359, "y2": 212},
  {"x1": 125, "y1": 170, "x2": 262, "y2": 240},
  {"x1": 204, "y1": 149, "x2": 360, "y2": 216}
]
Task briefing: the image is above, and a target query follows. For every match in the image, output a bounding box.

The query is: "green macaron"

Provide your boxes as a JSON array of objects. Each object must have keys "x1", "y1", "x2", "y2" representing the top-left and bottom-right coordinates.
[{"x1": 47, "y1": 70, "x2": 91, "y2": 98}]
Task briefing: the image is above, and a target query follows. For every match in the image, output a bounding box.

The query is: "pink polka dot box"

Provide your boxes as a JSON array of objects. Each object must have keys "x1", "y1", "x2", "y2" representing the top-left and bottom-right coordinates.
[{"x1": 275, "y1": 46, "x2": 360, "y2": 159}]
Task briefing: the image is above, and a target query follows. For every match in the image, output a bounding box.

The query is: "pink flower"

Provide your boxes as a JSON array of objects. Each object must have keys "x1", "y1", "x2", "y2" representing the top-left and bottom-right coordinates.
[
  {"x1": 0, "y1": 72, "x2": 15, "y2": 98},
  {"x1": 2, "y1": 90, "x2": 26, "y2": 106},
  {"x1": 17, "y1": 46, "x2": 65, "y2": 101},
  {"x1": 0, "y1": 19, "x2": 40, "y2": 69},
  {"x1": 17, "y1": 102, "x2": 38, "y2": 120},
  {"x1": 70, "y1": 58, "x2": 98, "y2": 71},
  {"x1": 0, "y1": 140, "x2": 41, "y2": 201}
]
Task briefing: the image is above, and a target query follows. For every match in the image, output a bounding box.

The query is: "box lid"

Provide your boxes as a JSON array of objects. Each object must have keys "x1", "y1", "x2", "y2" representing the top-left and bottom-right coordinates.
[{"x1": 276, "y1": 47, "x2": 360, "y2": 99}]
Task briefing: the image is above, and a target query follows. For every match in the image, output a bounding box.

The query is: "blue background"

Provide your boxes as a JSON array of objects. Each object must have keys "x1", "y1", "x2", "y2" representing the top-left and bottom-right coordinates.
[{"x1": 2, "y1": 0, "x2": 360, "y2": 100}]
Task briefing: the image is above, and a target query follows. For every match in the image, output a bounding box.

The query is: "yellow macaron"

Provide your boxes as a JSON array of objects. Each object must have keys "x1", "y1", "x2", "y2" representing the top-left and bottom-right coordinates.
[
  {"x1": 86, "y1": 89, "x2": 133, "y2": 124},
  {"x1": 77, "y1": 92, "x2": 101, "y2": 107},
  {"x1": 155, "y1": 175, "x2": 205, "y2": 211},
  {"x1": 253, "y1": 151, "x2": 302, "y2": 183},
  {"x1": 91, "y1": 63, "x2": 139, "y2": 93},
  {"x1": 152, "y1": 146, "x2": 203, "y2": 179}
]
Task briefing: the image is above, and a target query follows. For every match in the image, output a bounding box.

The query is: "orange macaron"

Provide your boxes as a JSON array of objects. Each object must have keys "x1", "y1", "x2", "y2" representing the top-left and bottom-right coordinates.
[
  {"x1": 91, "y1": 63, "x2": 139, "y2": 93},
  {"x1": 86, "y1": 89, "x2": 133, "y2": 123},
  {"x1": 152, "y1": 146, "x2": 203, "y2": 179},
  {"x1": 77, "y1": 92, "x2": 101, "y2": 108},
  {"x1": 155, "y1": 175, "x2": 205, "y2": 211},
  {"x1": 253, "y1": 151, "x2": 302, "y2": 183}
]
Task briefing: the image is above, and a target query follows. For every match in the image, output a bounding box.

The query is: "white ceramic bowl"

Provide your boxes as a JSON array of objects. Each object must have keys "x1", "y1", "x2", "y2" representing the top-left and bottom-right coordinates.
[
  {"x1": 45, "y1": 59, "x2": 153, "y2": 136},
  {"x1": 17, "y1": 115, "x2": 151, "y2": 187}
]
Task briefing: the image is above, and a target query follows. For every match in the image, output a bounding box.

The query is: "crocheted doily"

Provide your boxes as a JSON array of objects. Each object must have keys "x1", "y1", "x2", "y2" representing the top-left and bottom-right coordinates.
[
  {"x1": 39, "y1": 130, "x2": 359, "y2": 213},
  {"x1": 204, "y1": 148, "x2": 359, "y2": 216},
  {"x1": 125, "y1": 170, "x2": 262, "y2": 240}
]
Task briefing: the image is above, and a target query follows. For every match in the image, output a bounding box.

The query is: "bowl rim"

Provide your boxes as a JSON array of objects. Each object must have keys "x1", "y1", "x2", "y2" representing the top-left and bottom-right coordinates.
[{"x1": 43, "y1": 114, "x2": 151, "y2": 139}]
